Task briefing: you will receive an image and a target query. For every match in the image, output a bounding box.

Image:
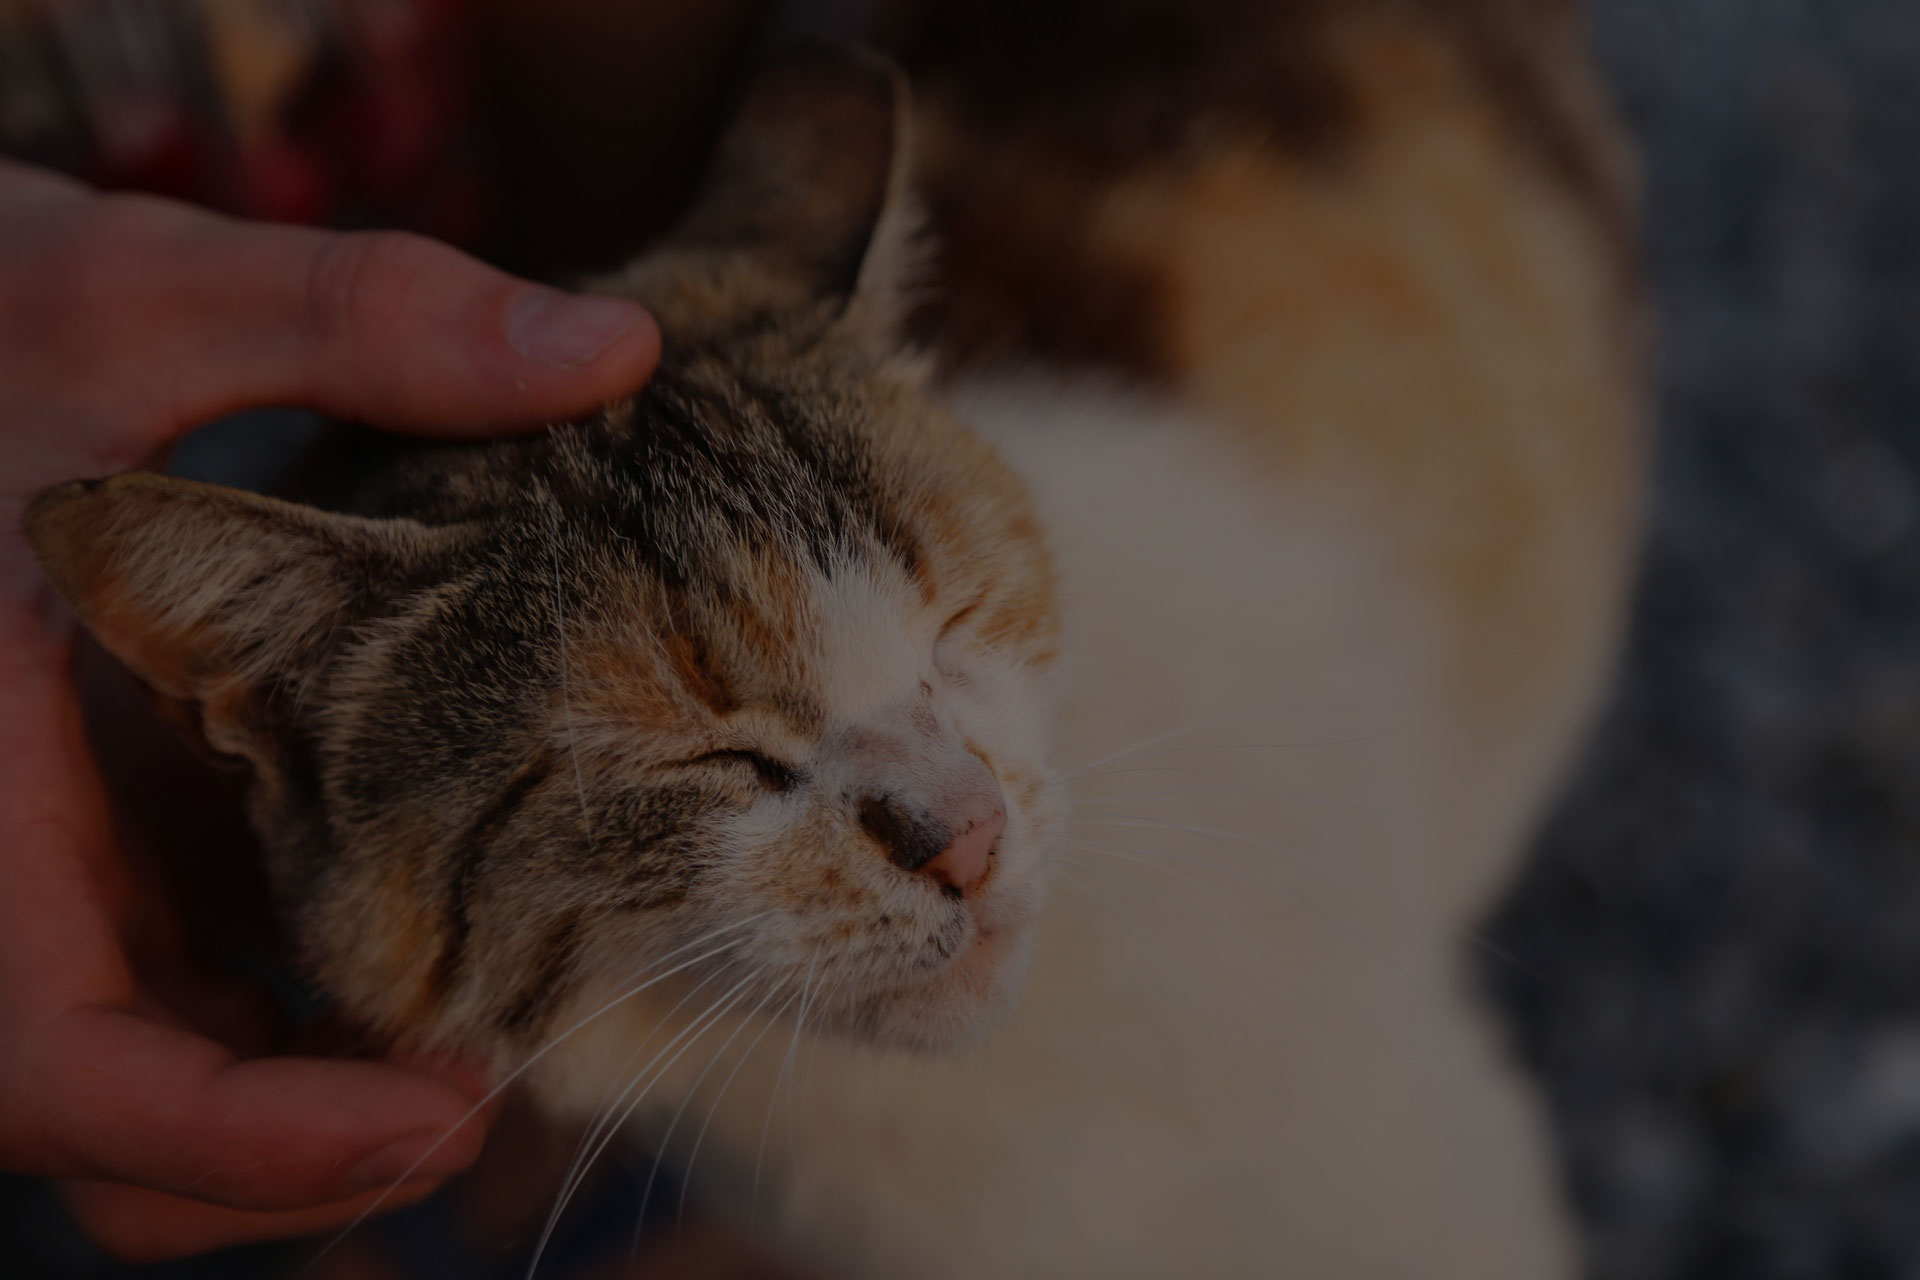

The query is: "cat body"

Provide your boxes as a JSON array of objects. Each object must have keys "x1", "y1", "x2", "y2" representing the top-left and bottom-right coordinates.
[
  {"x1": 27, "y1": 5, "x2": 1641, "y2": 1276},
  {"x1": 631, "y1": 9, "x2": 1634, "y2": 1272},
  {"x1": 584, "y1": 384, "x2": 1591, "y2": 1277}
]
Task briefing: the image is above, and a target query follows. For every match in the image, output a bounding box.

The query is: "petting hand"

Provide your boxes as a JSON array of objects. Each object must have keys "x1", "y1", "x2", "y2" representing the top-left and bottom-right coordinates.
[{"x1": 0, "y1": 156, "x2": 659, "y2": 1262}]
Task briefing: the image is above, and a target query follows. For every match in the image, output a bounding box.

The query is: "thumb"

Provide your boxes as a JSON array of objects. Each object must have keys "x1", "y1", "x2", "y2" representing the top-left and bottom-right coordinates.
[
  {"x1": 6, "y1": 171, "x2": 660, "y2": 437},
  {"x1": 220, "y1": 223, "x2": 664, "y2": 432}
]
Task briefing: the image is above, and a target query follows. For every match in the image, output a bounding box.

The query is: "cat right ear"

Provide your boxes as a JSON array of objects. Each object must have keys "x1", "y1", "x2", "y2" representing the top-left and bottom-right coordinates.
[
  {"x1": 669, "y1": 45, "x2": 915, "y2": 319},
  {"x1": 25, "y1": 473, "x2": 457, "y2": 758}
]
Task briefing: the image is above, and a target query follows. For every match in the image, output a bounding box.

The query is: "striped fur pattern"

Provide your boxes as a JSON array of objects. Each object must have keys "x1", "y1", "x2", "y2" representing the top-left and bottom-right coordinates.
[
  {"x1": 28, "y1": 52, "x2": 1064, "y2": 1063},
  {"x1": 27, "y1": 7, "x2": 1645, "y2": 1274}
]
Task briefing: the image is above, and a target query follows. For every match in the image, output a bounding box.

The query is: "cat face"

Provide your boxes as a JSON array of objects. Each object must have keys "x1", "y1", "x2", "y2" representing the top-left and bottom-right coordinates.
[
  {"x1": 25, "y1": 52, "x2": 1064, "y2": 1063},
  {"x1": 309, "y1": 342, "x2": 1062, "y2": 1058},
  {"x1": 295, "y1": 361, "x2": 1060, "y2": 1069}
]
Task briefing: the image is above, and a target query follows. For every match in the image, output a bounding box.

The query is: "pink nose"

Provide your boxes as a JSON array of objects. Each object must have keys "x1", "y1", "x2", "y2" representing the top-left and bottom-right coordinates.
[
  {"x1": 859, "y1": 791, "x2": 1005, "y2": 890},
  {"x1": 922, "y1": 804, "x2": 1005, "y2": 897}
]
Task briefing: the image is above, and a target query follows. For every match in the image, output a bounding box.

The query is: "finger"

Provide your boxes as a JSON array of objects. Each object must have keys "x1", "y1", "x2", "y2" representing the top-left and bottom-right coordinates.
[
  {"x1": 207, "y1": 219, "x2": 664, "y2": 430},
  {"x1": 0, "y1": 617, "x2": 494, "y2": 1214},
  {"x1": 4, "y1": 174, "x2": 660, "y2": 438},
  {"x1": 15, "y1": 1005, "x2": 494, "y2": 1210},
  {"x1": 61, "y1": 1174, "x2": 443, "y2": 1264}
]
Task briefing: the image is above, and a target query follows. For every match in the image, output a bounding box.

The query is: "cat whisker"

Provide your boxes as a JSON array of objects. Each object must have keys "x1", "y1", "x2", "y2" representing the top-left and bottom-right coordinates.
[
  {"x1": 1059, "y1": 732, "x2": 1395, "y2": 794},
  {"x1": 1064, "y1": 839, "x2": 1248, "y2": 906},
  {"x1": 548, "y1": 506, "x2": 596, "y2": 850},
  {"x1": 1061, "y1": 844, "x2": 1268, "y2": 959},
  {"x1": 1463, "y1": 930, "x2": 1546, "y2": 981},
  {"x1": 1068, "y1": 830, "x2": 1295, "y2": 893},
  {"x1": 1046, "y1": 871, "x2": 1135, "y2": 918},
  {"x1": 307, "y1": 913, "x2": 768, "y2": 1272},
  {"x1": 789, "y1": 954, "x2": 822, "y2": 1159},
  {"x1": 1052, "y1": 702, "x2": 1413, "y2": 789},
  {"x1": 800, "y1": 979, "x2": 826, "y2": 1116},
  {"x1": 1068, "y1": 814, "x2": 1342, "y2": 889},
  {"x1": 674, "y1": 985, "x2": 802, "y2": 1232},
  {"x1": 286, "y1": 597, "x2": 348, "y2": 722},
  {"x1": 1051, "y1": 716, "x2": 1248, "y2": 785},
  {"x1": 1072, "y1": 813, "x2": 1310, "y2": 861},
  {"x1": 634, "y1": 975, "x2": 778, "y2": 1239},
  {"x1": 774, "y1": 949, "x2": 822, "y2": 1200},
  {"x1": 528, "y1": 963, "x2": 769, "y2": 1280},
  {"x1": 1072, "y1": 785, "x2": 1438, "y2": 828},
  {"x1": 540, "y1": 961, "x2": 740, "y2": 1272},
  {"x1": 573, "y1": 971, "x2": 718, "y2": 1167}
]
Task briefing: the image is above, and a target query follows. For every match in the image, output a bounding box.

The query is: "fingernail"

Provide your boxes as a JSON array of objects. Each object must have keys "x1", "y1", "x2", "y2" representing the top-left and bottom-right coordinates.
[
  {"x1": 505, "y1": 289, "x2": 644, "y2": 368},
  {"x1": 347, "y1": 1131, "x2": 473, "y2": 1192}
]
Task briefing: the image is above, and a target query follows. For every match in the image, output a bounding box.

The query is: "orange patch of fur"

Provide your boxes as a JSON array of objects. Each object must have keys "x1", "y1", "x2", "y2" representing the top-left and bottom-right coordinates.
[{"x1": 1066, "y1": 18, "x2": 1641, "y2": 744}]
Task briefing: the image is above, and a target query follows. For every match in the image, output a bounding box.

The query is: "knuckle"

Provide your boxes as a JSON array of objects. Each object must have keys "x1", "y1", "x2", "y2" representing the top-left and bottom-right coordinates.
[{"x1": 305, "y1": 229, "x2": 440, "y2": 349}]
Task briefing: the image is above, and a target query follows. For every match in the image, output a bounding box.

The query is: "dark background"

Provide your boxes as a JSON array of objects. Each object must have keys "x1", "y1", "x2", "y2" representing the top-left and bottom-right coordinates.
[
  {"x1": 1484, "y1": 1, "x2": 1920, "y2": 1278},
  {"x1": 10, "y1": 0, "x2": 1920, "y2": 1275}
]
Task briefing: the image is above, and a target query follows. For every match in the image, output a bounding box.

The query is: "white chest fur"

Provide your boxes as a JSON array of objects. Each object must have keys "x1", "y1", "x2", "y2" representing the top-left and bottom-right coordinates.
[{"x1": 630, "y1": 375, "x2": 1583, "y2": 1278}]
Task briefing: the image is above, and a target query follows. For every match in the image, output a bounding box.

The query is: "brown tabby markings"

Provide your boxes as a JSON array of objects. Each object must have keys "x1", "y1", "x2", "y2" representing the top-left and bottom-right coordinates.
[
  {"x1": 433, "y1": 756, "x2": 557, "y2": 1000},
  {"x1": 501, "y1": 911, "x2": 588, "y2": 1037},
  {"x1": 20, "y1": 51, "x2": 1642, "y2": 1279}
]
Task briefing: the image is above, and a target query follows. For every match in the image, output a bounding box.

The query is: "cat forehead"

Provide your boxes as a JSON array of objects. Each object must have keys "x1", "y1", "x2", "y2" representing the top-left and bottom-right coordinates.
[
  {"x1": 525, "y1": 555, "x2": 928, "y2": 768},
  {"x1": 555, "y1": 357, "x2": 926, "y2": 577},
  {"x1": 808, "y1": 560, "x2": 934, "y2": 720}
]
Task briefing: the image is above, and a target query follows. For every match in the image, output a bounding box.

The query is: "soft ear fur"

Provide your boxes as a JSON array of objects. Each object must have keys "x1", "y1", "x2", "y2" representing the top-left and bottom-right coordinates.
[
  {"x1": 26, "y1": 473, "x2": 455, "y2": 755},
  {"x1": 664, "y1": 45, "x2": 916, "y2": 317}
]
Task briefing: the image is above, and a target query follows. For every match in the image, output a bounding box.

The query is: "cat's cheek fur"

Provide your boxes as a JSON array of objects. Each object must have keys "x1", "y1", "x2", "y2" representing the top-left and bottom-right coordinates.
[{"x1": 519, "y1": 630, "x2": 1065, "y2": 1108}]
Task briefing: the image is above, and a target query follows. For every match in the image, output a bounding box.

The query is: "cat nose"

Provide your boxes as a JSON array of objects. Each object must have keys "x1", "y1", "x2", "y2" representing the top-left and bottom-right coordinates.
[
  {"x1": 922, "y1": 804, "x2": 1006, "y2": 897},
  {"x1": 858, "y1": 791, "x2": 1006, "y2": 897}
]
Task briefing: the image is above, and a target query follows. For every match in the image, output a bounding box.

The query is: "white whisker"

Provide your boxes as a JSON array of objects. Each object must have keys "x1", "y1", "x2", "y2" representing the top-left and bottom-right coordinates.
[
  {"x1": 1051, "y1": 717, "x2": 1242, "y2": 785},
  {"x1": 548, "y1": 510, "x2": 595, "y2": 849},
  {"x1": 306, "y1": 913, "x2": 769, "y2": 1273},
  {"x1": 676, "y1": 986, "x2": 801, "y2": 1230},
  {"x1": 635, "y1": 979, "x2": 777, "y2": 1240},
  {"x1": 1069, "y1": 829, "x2": 1292, "y2": 891},
  {"x1": 528, "y1": 965, "x2": 767, "y2": 1280},
  {"x1": 537, "y1": 962, "x2": 736, "y2": 1273},
  {"x1": 1072, "y1": 784, "x2": 1442, "y2": 830},
  {"x1": 783, "y1": 950, "x2": 820, "y2": 1172},
  {"x1": 1065, "y1": 840, "x2": 1243, "y2": 905},
  {"x1": 1073, "y1": 813, "x2": 1304, "y2": 857}
]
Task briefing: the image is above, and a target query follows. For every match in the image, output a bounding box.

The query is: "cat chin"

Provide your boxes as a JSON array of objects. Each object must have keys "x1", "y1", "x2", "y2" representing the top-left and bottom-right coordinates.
[{"x1": 849, "y1": 915, "x2": 1040, "y2": 1054}]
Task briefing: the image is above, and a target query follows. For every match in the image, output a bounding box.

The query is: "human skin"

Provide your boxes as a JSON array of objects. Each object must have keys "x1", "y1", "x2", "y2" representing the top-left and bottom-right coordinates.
[{"x1": 0, "y1": 156, "x2": 660, "y2": 1262}]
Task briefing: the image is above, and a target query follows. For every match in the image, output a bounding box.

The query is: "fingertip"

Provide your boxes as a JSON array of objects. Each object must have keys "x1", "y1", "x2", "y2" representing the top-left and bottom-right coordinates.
[
  {"x1": 487, "y1": 286, "x2": 661, "y2": 427},
  {"x1": 343, "y1": 1125, "x2": 482, "y2": 1195},
  {"x1": 505, "y1": 289, "x2": 645, "y2": 370},
  {"x1": 385, "y1": 1046, "x2": 501, "y2": 1108},
  {"x1": 366, "y1": 280, "x2": 661, "y2": 437},
  {"x1": 613, "y1": 300, "x2": 664, "y2": 387},
  {"x1": 329, "y1": 1058, "x2": 496, "y2": 1184}
]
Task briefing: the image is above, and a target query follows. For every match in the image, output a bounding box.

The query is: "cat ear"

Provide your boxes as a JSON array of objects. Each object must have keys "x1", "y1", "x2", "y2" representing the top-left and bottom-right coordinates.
[
  {"x1": 672, "y1": 45, "x2": 914, "y2": 312},
  {"x1": 26, "y1": 473, "x2": 454, "y2": 749}
]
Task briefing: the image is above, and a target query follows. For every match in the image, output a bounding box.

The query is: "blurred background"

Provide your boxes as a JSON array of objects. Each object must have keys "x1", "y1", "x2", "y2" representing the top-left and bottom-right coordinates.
[
  {"x1": 1484, "y1": 2, "x2": 1920, "y2": 1278},
  {"x1": 6, "y1": 0, "x2": 1920, "y2": 1276}
]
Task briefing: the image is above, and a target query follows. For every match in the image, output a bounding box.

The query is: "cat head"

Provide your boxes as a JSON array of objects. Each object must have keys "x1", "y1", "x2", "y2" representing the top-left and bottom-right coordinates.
[{"x1": 25, "y1": 50, "x2": 1066, "y2": 1073}]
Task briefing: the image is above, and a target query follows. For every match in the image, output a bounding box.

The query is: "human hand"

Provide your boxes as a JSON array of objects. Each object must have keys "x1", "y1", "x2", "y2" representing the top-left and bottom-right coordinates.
[{"x1": 0, "y1": 157, "x2": 659, "y2": 1261}]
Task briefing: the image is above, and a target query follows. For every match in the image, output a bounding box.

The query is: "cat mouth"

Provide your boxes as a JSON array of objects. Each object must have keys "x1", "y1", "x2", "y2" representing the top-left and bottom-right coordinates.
[{"x1": 849, "y1": 901, "x2": 1035, "y2": 1050}]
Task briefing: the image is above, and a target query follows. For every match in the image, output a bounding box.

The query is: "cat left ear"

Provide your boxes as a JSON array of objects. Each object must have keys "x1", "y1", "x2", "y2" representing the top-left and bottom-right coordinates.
[
  {"x1": 26, "y1": 473, "x2": 455, "y2": 752},
  {"x1": 671, "y1": 45, "x2": 914, "y2": 316}
]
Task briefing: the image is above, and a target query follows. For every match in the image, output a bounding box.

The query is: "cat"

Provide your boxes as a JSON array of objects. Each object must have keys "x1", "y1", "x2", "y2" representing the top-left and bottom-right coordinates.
[{"x1": 25, "y1": 5, "x2": 1643, "y2": 1276}]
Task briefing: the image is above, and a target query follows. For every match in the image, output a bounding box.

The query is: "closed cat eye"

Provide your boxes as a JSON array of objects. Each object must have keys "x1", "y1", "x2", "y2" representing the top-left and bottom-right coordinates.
[{"x1": 686, "y1": 748, "x2": 804, "y2": 792}]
